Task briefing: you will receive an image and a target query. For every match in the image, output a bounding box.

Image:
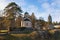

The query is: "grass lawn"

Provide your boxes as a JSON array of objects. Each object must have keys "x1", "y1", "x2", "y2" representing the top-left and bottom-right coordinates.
[
  {"x1": 0, "y1": 31, "x2": 60, "y2": 40},
  {"x1": 4, "y1": 34, "x2": 32, "y2": 40},
  {"x1": 0, "y1": 31, "x2": 35, "y2": 40}
]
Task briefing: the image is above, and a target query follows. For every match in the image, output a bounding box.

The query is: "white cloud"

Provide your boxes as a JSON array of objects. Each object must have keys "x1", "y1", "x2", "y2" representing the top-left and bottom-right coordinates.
[
  {"x1": 25, "y1": 5, "x2": 41, "y2": 18},
  {"x1": 13, "y1": 0, "x2": 26, "y2": 7},
  {"x1": 21, "y1": 5, "x2": 39, "y2": 16},
  {"x1": 37, "y1": 0, "x2": 60, "y2": 22},
  {"x1": 27, "y1": 5, "x2": 38, "y2": 13},
  {"x1": 0, "y1": 0, "x2": 7, "y2": 10},
  {"x1": 0, "y1": 0, "x2": 26, "y2": 10}
]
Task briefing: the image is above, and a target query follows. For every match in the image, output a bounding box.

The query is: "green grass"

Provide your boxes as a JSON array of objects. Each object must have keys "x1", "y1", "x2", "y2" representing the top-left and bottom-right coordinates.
[
  {"x1": 48, "y1": 30, "x2": 60, "y2": 40},
  {"x1": 53, "y1": 31, "x2": 60, "y2": 40},
  {"x1": 3, "y1": 35, "x2": 19, "y2": 40},
  {"x1": 3, "y1": 34, "x2": 32, "y2": 40},
  {"x1": 0, "y1": 31, "x2": 33, "y2": 40},
  {"x1": 1, "y1": 31, "x2": 60, "y2": 40}
]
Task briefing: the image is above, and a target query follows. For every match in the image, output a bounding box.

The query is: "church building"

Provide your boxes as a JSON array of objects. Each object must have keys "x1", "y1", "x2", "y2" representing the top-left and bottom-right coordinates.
[{"x1": 21, "y1": 12, "x2": 32, "y2": 28}]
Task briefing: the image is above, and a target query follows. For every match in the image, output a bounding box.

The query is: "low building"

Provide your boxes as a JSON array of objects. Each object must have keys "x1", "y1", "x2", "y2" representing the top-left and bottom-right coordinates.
[{"x1": 54, "y1": 25, "x2": 60, "y2": 29}]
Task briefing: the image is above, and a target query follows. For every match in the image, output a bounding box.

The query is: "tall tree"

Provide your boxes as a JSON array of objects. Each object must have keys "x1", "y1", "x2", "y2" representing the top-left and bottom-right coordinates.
[
  {"x1": 3, "y1": 2, "x2": 22, "y2": 29},
  {"x1": 48, "y1": 14, "x2": 52, "y2": 24},
  {"x1": 31, "y1": 13, "x2": 36, "y2": 28},
  {"x1": 15, "y1": 14, "x2": 22, "y2": 28},
  {"x1": 39, "y1": 17, "x2": 45, "y2": 30},
  {"x1": 48, "y1": 14, "x2": 53, "y2": 29}
]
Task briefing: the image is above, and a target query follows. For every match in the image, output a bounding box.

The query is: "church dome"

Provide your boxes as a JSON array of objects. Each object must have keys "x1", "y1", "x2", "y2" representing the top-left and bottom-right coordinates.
[{"x1": 25, "y1": 12, "x2": 29, "y2": 14}]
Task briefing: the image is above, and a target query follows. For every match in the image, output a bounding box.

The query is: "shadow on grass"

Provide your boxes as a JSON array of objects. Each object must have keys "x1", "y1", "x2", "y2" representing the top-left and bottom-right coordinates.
[
  {"x1": 3, "y1": 34, "x2": 20, "y2": 40},
  {"x1": 2, "y1": 34, "x2": 32, "y2": 40}
]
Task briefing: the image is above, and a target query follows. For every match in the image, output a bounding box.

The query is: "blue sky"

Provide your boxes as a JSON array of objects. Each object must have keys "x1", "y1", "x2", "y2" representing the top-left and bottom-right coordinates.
[{"x1": 0, "y1": 0, "x2": 60, "y2": 22}]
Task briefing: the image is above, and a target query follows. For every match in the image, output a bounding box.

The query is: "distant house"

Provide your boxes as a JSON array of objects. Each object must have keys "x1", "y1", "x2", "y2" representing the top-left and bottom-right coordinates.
[{"x1": 54, "y1": 25, "x2": 60, "y2": 29}]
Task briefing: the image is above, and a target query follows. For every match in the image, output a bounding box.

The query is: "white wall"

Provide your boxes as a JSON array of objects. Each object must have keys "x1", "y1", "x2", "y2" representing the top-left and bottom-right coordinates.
[{"x1": 21, "y1": 21, "x2": 32, "y2": 28}]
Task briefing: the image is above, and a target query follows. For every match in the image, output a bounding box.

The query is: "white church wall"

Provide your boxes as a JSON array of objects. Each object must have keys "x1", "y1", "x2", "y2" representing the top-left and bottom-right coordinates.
[{"x1": 21, "y1": 21, "x2": 32, "y2": 28}]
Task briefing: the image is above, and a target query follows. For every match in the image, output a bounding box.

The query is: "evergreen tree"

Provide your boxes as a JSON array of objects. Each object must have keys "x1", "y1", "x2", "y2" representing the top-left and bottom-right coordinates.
[
  {"x1": 48, "y1": 14, "x2": 53, "y2": 29},
  {"x1": 39, "y1": 17, "x2": 45, "y2": 30},
  {"x1": 48, "y1": 14, "x2": 52, "y2": 24},
  {"x1": 3, "y1": 2, "x2": 22, "y2": 29},
  {"x1": 15, "y1": 14, "x2": 22, "y2": 28},
  {"x1": 31, "y1": 13, "x2": 36, "y2": 28}
]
